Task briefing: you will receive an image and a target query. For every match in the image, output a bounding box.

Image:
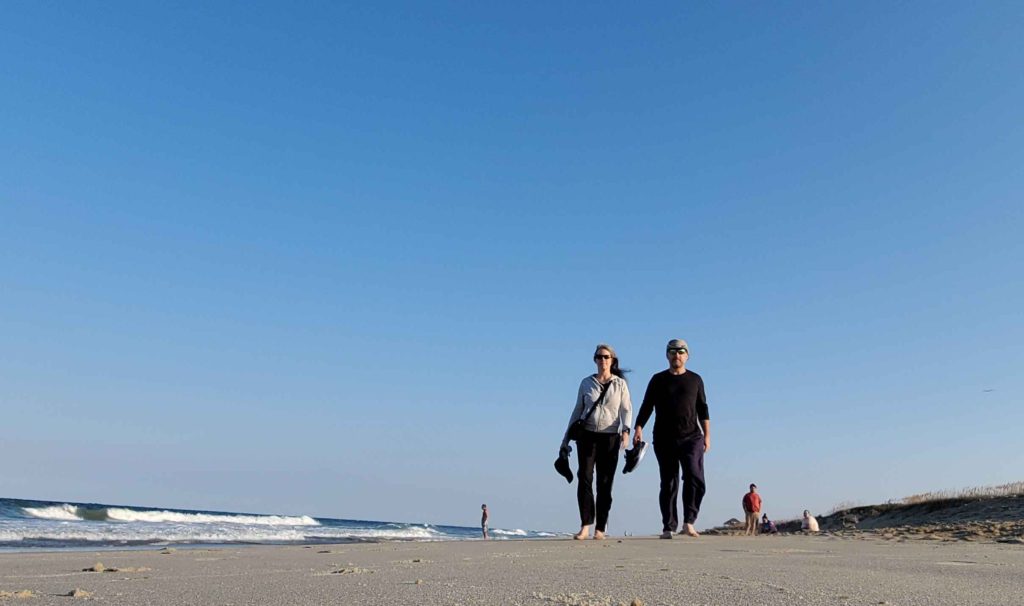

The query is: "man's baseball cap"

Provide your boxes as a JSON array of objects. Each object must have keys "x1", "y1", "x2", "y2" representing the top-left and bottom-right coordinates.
[{"x1": 666, "y1": 339, "x2": 689, "y2": 351}]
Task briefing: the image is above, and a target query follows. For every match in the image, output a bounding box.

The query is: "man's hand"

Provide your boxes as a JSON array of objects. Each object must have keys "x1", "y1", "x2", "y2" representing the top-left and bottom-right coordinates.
[
  {"x1": 620, "y1": 431, "x2": 629, "y2": 450},
  {"x1": 633, "y1": 426, "x2": 643, "y2": 446},
  {"x1": 703, "y1": 434, "x2": 711, "y2": 453}
]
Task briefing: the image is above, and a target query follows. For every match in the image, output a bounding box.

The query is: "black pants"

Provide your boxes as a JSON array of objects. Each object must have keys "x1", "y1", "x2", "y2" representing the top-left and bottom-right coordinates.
[
  {"x1": 575, "y1": 430, "x2": 620, "y2": 531},
  {"x1": 653, "y1": 434, "x2": 706, "y2": 531}
]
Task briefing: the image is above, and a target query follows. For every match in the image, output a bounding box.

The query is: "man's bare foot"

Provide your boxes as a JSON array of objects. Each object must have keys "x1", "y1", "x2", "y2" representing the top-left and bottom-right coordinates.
[
  {"x1": 683, "y1": 523, "x2": 700, "y2": 537},
  {"x1": 593, "y1": 530, "x2": 606, "y2": 540},
  {"x1": 573, "y1": 526, "x2": 591, "y2": 540}
]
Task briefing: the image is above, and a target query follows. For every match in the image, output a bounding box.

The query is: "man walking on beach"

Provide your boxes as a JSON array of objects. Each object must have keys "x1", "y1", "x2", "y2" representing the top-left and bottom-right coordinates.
[
  {"x1": 634, "y1": 339, "x2": 711, "y2": 538},
  {"x1": 481, "y1": 504, "x2": 489, "y2": 539},
  {"x1": 742, "y1": 484, "x2": 761, "y2": 536}
]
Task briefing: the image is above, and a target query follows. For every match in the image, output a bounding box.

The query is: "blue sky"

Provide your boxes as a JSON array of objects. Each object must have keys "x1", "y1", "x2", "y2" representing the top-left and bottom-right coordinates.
[{"x1": 2, "y1": 1, "x2": 1022, "y2": 533}]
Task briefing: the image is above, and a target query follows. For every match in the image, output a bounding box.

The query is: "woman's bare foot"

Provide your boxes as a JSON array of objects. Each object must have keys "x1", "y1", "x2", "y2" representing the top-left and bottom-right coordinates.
[
  {"x1": 683, "y1": 523, "x2": 700, "y2": 537},
  {"x1": 573, "y1": 525, "x2": 591, "y2": 540},
  {"x1": 593, "y1": 530, "x2": 606, "y2": 540}
]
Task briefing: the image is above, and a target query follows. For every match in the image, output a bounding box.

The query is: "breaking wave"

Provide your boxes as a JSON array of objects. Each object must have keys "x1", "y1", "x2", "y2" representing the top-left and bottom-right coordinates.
[
  {"x1": 0, "y1": 525, "x2": 441, "y2": 545},
  {"x1": 490, "y1": 528, "x2": 528, "y2": 536},
  {"x1": 22, "y1": 504, "x2": 318, "y2": 526},
  {"x1": 1, "y1": 498, "x2": 556, "y2": 549}
]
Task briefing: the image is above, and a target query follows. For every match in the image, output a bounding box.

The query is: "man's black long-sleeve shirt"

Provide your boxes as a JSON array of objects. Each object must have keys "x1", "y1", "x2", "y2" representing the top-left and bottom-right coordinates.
[{"x1": 634, "y1": 369, "x2": 709, "y2": 441}]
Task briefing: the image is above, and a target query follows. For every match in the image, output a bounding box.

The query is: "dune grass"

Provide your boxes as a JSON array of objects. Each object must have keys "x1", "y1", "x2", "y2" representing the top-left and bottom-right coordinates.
[
  {"x1": 898, "y1": 481, "x2": 1024, "y2": 505},
  {"x1": 819, "y1": 481, "x2": 1024, "y2": 519}
]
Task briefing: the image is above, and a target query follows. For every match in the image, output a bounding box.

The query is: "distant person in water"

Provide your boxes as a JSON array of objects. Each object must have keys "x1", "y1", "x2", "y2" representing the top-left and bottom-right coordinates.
[
  {"x1": 633, "y1": 339, "x2": 711, "y2": 538},
  {"x1": 761, "y1": 513, "x2": 777, "y2": 534},
  {"x1": 481, "y1": 504, "x2": 489, "y2": 539},
  {"x1": 742, "y1": 484, "x2": 762, "y2": 536},
  {"x1": 802, "y1": 510, "x2": 819, "y2": 533},
  {"x1": 560, "y1": 344, "x2": 632, "y2": 540}
]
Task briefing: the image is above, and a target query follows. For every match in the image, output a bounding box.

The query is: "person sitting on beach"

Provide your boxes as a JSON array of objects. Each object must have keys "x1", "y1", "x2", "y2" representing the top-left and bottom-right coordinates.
[
  {"x1": 481, "y1": 504, "x2": 489, "y2": 539},
  {"x1": 761, "y1": 513, "x2": 777, "y2": 534},
  {"x1": 560, "y1": 344, "x2": 632, "y2": 540},
  {"x1": 802, "y1": 510, "x2": 819, "y2": 533}
]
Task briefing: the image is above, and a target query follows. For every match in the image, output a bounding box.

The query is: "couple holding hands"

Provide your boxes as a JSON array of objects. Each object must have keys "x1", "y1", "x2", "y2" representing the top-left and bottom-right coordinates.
[{"x1": 559, "y1": 339, "x2": 711, "y2": 540}]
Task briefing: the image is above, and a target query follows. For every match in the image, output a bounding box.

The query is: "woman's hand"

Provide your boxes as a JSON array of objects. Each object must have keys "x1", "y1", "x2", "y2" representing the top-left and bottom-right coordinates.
[{"x1": 620, "y1": 430, "x2": 630, "y2": 450}]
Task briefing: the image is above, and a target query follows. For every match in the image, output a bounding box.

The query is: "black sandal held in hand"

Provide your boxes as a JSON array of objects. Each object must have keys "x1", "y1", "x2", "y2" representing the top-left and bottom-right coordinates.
[{"x1": 554, "y1": 453, "x2": 573, "y2": 483}]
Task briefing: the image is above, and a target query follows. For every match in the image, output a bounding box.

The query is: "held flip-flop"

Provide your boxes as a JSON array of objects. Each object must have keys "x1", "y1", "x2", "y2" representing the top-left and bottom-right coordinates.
[
  {"x1": 554, "y1": 454, "x2": 574, "y2": 483},
  {"x1": 622, "y1": 441, "x2": 648, "y2": 474}
]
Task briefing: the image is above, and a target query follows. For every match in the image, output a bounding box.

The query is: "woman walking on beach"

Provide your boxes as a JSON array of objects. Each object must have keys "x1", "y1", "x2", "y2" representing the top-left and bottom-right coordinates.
[{"x1": 560, "y1": 344, "x2": 632, "y2": 540}]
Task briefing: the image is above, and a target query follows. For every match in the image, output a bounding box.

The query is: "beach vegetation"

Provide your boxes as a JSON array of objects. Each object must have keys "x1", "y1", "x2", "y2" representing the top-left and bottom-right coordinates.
[
  {"x1": 827, "y1": 500, "x2": 861, "y2": 515},
  {"x1": 898, "y1": 481, "x2": 1024, "y2": 505}
]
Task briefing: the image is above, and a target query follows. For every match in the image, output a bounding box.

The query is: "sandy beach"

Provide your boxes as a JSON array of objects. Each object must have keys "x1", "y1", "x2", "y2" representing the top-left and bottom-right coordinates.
[{"x1": 2, "y1": 535, "x2": 1022, "y2": 605}]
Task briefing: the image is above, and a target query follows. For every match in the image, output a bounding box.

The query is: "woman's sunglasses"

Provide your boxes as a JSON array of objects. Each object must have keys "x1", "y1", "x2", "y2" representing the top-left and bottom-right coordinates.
[{"x1": 593, "y1": 354, "x2": 612, "y2": 360}]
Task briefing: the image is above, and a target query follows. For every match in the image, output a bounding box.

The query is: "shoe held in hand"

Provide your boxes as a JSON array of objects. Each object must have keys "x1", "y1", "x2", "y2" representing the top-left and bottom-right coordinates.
[{"x1": 554, "y1": 453, "x2": 573, "y2": 483}]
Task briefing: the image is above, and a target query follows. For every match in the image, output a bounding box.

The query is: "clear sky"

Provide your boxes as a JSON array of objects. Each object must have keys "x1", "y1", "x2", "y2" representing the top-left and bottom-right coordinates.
[{"x1": 2, "y1": 2, "x2": 1022, "y2": 534}]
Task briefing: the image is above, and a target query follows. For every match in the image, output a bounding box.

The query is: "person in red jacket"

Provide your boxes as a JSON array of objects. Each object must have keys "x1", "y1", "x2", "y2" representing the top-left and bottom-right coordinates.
[{"x1": 742, "y1": 484, "x2": 762, "y2": 536}]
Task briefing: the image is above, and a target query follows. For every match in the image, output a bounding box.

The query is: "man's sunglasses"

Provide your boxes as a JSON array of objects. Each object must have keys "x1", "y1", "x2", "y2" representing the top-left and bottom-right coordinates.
[
  {"x1": 667, "y1": 348, "x2": 688, "y2": 355},
  {"x1": 594, "y1": 354, "x2": 612, "y2": 360}
]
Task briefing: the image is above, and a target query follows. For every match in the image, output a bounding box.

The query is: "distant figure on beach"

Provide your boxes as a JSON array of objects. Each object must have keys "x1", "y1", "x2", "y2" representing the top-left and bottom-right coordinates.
[
  {"x1": 742, "y1": 484, "x2": 762, "y2": 536},
  {"x1": 481, "y1": 504, "x2": 489, "y2": 539},
  {"x1": 802, "y1": 510, "x2": 819, "y2": 533},
  {"x1": 560, "y1": 344, "x2": 632, "y2": 540},
  {"x1": 761, "y1": 513, "x2": 777, "y2": 534},
  {"x1": 634, "y1": 338, "x2": 711, "y2": 539}
]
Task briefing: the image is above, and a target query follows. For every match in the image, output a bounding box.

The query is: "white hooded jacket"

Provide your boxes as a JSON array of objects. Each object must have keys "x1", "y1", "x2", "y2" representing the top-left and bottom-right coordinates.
[{"x1": 562, "y1": 375, "x2": 632, "y2": 447}]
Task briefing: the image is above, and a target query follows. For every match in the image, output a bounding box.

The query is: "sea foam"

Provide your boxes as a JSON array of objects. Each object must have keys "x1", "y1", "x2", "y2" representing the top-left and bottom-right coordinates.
[
  {"x1": 22, "y1": 504, "x2": 318, "y2": 526},
  {"x1": 2, "y1": 497, "x2": 554, "y2": 549},
  {"x1": 104, "y1": 508, "x2": 318, "y2": 526}
]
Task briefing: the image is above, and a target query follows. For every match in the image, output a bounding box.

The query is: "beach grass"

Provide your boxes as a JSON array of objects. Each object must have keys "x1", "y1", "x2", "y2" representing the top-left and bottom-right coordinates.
[{"x1": 897, "y1": 481, "x2": 1024, "y2": 505}]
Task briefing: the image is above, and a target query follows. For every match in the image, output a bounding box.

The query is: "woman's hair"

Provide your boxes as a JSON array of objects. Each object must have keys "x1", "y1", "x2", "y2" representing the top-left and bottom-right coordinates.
[{"x1": 594, "y1": 343, "x2": 630, "y2": 380}]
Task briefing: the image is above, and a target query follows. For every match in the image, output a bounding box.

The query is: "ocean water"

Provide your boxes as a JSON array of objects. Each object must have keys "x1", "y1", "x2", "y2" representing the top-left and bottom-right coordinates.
[{"x1": 0, "y1": 498, "x2": 557, "y2": 551}]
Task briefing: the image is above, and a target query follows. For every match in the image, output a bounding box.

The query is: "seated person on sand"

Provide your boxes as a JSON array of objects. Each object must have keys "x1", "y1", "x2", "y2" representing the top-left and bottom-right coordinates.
[
  {"x1": 760, "y1": 513, "x2": 777, "y2": 534},
  {"x1": 801, "y1": 510, "x2": 819, "y2": 533}
]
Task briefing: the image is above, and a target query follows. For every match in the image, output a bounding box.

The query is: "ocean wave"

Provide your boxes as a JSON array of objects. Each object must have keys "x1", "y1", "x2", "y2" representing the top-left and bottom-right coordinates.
[
  {"x1": 0, "y1": 522, "x2": 447, "y2": 545},
  {"x1": 490, "y1": 528, "x2": 528, "y2": 536},
  {"x1": 104, "y1": 508, "x2": 318, "y2": 526},
  {"x1": 2, "y1": 498, "x2": 553, "y2": 549},
  {"x1": 0, "y1": 527, "x2": 311, "y2": 545},
  {"x1": 334, "y1": 525, "x2": 444, "y2": 540},
  {"x1": 21, "y1": 504, "x2": 318, "y2": 527},
  {"x1": 21, "y1": 504, "x2": 81, "y2": 521}
]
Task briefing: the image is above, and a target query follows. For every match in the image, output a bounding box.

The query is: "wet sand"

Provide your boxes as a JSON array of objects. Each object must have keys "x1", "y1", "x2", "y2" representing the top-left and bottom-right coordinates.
[{"x1": 2, "y1": 535, "x2": 1022, "y2": 605}]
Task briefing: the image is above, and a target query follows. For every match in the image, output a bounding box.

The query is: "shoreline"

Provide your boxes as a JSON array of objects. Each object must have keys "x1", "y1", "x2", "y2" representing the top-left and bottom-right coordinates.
[
  {"x1": 4, "y1": 524, "x2": 1021, "y2": 556},
  {"x1": 6, "y1": 520, "x2": 1021, "y2": 555},
  {"x1": 2, "y1": 535, "x2": 1022, "y2": 605},
  {"x1": 0, "y1": 536, "x2": 417, "y2": 556}
]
